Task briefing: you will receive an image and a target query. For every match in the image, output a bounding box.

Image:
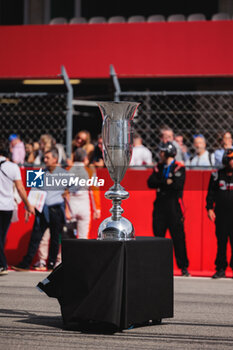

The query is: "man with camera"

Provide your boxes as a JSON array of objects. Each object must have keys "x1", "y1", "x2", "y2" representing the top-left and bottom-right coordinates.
[{"x1": 147, "y1": 141, "x2": 190, "y2": 277}]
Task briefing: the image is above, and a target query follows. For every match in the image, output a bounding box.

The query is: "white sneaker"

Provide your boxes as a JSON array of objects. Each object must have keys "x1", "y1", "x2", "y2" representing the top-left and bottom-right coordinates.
[
  {"x1": 0, "y1": 267, "x2": 8, "y2": 275},
  {"x1": 33, "y1": 261, "x2": 47, "y2": 271}
]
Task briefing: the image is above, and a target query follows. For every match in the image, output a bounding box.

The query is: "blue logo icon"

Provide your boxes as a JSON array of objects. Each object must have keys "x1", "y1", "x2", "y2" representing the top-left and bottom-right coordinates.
[{"x1": 26, "y1": 168, "x2": 45, "y2": 188}]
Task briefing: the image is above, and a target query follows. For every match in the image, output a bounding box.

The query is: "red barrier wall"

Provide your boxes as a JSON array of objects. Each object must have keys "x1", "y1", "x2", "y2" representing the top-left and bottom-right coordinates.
[
  {"x1": 5, "y1": 168, "x2": 232, "y2": 277},
  {"x1": 1, "y1": 21, "x2": 233, "y2": 79}
]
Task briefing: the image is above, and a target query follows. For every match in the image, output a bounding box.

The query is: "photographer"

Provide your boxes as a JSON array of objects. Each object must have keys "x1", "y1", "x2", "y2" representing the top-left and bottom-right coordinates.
[{"x1": 147, "y1": 142, "x2": 190, "y2": 277}]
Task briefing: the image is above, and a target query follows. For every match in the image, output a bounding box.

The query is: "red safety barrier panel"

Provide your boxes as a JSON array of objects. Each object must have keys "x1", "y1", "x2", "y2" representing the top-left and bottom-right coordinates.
[{"x1": 4, "y1": 168, "x2": 232, "y2": 277}]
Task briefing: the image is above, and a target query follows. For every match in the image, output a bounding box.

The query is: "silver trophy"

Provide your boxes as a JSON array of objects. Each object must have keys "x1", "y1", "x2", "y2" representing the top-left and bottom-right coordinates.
[{"x1": 97, "y1": 101, "x2": 139, "y2": 240}]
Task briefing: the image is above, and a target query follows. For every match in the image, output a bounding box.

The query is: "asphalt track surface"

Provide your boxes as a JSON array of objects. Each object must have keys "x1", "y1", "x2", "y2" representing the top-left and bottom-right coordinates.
[{"x1": 0, "y1": 272, "x2": 233, "y2": 350}]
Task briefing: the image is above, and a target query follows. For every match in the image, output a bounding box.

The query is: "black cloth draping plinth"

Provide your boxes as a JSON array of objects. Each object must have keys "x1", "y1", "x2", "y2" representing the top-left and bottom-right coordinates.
[{"x1": 38, "y1": 237, "x2": 173, "y2": 331}]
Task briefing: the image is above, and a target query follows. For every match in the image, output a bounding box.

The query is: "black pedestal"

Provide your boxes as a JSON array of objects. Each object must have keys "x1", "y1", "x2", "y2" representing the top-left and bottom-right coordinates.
[{"x1": 38, "y1": 237, "x2": 173, "y2": 332}]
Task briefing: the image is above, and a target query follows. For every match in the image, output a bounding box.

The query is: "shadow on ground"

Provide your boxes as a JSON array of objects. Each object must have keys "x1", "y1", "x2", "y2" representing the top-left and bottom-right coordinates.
[
  {"x1": 0, "y1": 308, "x2": 164, "y2": 334},
  {"x1": 0, "y1": 308, "x2": 63, "y2": 329}
]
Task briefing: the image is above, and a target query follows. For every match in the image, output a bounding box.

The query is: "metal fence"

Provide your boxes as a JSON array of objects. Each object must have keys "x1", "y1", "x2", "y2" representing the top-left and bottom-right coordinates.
[
  {"x1": 116, "y1": 90, "x2": 233, "y2": 160},
  {"x1": 108, "y1": 65, "x2": 233, "y2": 161},
  {"x1": 0, "y1": 66, "x2": 73, "y2": 158},
  {"x1": 2, "y1": 63, "x2": 233, "y2": 163},
  {"x1": 0, "y1": 92, "x2": 67, "y2": 144}
]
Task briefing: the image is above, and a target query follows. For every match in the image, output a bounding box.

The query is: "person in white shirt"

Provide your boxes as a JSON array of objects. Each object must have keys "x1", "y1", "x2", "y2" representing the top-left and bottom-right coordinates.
[
  {"x1": 0, "y1": 144, "x2": 34, "y2": 275},
  {"x1": 130, "y1": 134, "x2": 153, "y2": 166},
  {"x1": 186, "y1": 135, "x2": 215, "y2": 167}
]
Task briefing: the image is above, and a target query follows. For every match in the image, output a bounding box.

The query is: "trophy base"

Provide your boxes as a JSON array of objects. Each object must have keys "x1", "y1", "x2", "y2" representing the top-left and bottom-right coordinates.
[{"x1": 98, "y1": 216, "x2": 135, "y2": 241}]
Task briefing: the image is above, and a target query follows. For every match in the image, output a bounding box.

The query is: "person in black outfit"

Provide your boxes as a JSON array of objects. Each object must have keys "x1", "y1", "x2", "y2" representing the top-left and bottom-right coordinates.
[
  {"x1": 147, "y1": 142, "x2": 190, "y2": 277},
  {"x1": 206, "y1": 148, "x2": 233, "y2": 279},
  {"x1": 92, "y1": 134, "x2": 104, "y2": 167}
]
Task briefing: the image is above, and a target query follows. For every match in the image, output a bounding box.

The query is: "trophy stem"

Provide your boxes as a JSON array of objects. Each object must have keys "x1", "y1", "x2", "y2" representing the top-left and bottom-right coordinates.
[
  {"x1": 110, "y1": 198, "x2": 123, "y2": 221},
  {"x1": 105, "y1": 182, "x2": 128, "y2": 221}
]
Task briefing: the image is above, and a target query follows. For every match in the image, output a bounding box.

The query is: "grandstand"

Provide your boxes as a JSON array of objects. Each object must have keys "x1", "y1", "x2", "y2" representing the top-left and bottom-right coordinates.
[{"x1": 1, "y1": 0, "x2": 233, "y2": 142}]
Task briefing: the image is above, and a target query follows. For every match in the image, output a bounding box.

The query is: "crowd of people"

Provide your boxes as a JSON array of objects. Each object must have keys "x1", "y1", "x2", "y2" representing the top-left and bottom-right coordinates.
[
  {"x1": 0, "y1": 131, "x2": 103, "y2": 275},
  {"x1": 129, "y1": 127, "x2": 233, "y2": 167},
  {"x1": 128, "y1": 126, "x2": 230, "y2": 168},
  {"x1": 8, "y1": 131, "x2": 104, "y2": 168},
  {"x1": 6, "y1": 127, "x2": 233, "y2": 168},
  {"x1": 0, "y1": 126, "x2": 233, "y2": 278}
]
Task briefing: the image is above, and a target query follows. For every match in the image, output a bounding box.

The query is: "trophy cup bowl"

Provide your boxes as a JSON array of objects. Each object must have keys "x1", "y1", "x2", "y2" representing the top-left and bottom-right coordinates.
[{"x1": 97, "y1": 101, "x2": 139, "y2": 240}]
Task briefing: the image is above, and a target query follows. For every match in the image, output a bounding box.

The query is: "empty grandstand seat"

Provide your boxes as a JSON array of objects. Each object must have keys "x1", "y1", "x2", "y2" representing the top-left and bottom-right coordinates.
[
  {"x1": 50, "y1": 17, "x2": 67, "y2": 24},
  {"x1": 211, "y1": 12, "x2": 231, "y2": 20},
  {"x1": 128, "y1": 15, "x2": 146, "y2": 23},
  {"x1": 108, "y1": 16, "x2": 126, "y2": 23},
  {"x1": 167, "y1": 14, "x2": 186, "y2": 22},
  {"x1": 187, "y1": 13, "x2": 206, "y2": 21},
  {"x1": 147, "y1": 15, "x2": 165, "y2": 22},
  {"x1": 89, "y1": 16, "x2": 106, "y2": 24},
  {"x1": 69, "y1": 17, "x2": 87, "y2": 24}
]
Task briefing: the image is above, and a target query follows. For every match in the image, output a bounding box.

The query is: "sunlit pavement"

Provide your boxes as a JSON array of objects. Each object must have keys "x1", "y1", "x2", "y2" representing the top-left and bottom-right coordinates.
[{"x1": 0, "y1": 271, "x2": 233, "y2": 350}]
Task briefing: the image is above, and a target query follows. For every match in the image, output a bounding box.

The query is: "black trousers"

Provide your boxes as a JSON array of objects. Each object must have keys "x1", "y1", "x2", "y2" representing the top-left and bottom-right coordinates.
[
  {"x1": 215, "y1": 212, "x2": 233, "y2": 271},
  {"x1": 152, "y1": 198, "x2": 189, "y2": 269},
  {"x1": 0, "y1": 210, "x2": 13, "y2": 268},
  {"x1": 21, "y1": 204, "x2": 65, "y2": 268}
]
